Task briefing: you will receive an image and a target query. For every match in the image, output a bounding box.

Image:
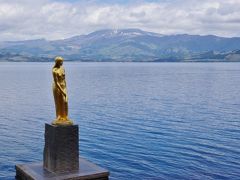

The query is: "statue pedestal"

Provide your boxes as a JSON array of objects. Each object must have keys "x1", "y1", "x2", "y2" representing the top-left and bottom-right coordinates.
[
  {"x1": 15, "y1": 123, "x2": 109, "y2": 179},
  {"x1": 44, "y1": 123, "x2": 79, "y2": 173}
]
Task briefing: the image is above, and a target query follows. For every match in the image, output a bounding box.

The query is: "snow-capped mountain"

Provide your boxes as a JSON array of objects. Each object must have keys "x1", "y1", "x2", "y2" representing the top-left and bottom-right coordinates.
[{"x1": 1, "y1": 29, "x2": 240, "y2": 62}]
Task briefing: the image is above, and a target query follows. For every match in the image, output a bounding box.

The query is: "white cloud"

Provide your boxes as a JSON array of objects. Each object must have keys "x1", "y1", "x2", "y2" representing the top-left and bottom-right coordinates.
[{"x1": 0, "y1": 0, "x2": 240, "y2": 41}]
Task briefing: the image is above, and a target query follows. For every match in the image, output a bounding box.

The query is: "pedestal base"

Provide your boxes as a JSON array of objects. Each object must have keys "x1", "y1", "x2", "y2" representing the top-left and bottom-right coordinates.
[{"x1": 16, "y1": 157, "x2": 109, "y2": 180}]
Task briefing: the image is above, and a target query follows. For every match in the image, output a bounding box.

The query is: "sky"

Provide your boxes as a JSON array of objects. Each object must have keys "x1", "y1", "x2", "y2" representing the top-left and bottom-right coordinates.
[{"x1": 0, "y1": 0, "x2": 240, "y2": 41}]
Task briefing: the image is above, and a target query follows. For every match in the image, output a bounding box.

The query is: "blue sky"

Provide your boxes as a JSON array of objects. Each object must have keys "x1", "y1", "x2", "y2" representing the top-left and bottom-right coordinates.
[{"x1": 0, "y1": 0, "x2": 240, "y2": 40}]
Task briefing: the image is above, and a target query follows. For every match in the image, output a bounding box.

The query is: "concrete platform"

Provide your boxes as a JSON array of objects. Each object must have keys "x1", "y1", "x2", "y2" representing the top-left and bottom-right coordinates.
[{"x1": 15, "y1": 157, "x2": 109, "y2": 180}]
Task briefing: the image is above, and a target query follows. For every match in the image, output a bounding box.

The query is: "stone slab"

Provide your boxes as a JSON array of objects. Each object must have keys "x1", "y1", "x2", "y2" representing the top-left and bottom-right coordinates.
[
  {"x1": 44, "y1": 123, "x2": 79, "y2": 173},
  {"x1": 15, "y1": 157, "x2": 109, "y2": 180}
]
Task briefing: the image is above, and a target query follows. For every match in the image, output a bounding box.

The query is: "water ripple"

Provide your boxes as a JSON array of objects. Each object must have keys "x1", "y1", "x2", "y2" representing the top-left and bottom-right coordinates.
[{"x1": 0, "y1": 62, "x2": 240, "y2": 179}]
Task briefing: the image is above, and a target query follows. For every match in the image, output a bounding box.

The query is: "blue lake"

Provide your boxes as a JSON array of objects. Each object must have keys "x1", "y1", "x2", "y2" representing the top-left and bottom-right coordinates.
[{"x1": 0, "y1": 62, "x2": 240, "y2": 179}]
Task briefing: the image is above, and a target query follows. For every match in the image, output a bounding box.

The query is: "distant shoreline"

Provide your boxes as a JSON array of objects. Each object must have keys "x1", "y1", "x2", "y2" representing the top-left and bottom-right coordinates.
[{"x1": 0, "y1": 60, "x2": 240, "y2": 63}]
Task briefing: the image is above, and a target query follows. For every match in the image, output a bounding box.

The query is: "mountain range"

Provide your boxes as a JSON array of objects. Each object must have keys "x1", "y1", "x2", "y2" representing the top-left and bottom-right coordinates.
[{"x1": 0, "y1": 29, "x2": 240, "y2": 62}]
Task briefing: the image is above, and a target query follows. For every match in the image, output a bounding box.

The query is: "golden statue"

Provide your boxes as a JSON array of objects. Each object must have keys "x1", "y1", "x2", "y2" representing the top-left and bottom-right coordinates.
[{"x1": 52, "y1": 56, "x2": 73, "y2": 125}]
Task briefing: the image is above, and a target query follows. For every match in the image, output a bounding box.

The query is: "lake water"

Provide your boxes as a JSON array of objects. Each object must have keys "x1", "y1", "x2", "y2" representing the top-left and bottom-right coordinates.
[{"x1": 0, "y1": 62, "x2": 239, "y2": 179}]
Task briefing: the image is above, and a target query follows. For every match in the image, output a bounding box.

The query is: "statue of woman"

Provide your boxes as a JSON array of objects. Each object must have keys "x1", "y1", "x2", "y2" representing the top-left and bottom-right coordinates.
[{"x1": 52, "y1": 56, "x2": 73, "y2": 125}]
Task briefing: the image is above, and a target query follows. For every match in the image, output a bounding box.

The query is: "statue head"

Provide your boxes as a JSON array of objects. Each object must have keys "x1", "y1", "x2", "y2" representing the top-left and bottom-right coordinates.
[{"x1": 54, "y1": 56, "x2": 64, "y2": 67}]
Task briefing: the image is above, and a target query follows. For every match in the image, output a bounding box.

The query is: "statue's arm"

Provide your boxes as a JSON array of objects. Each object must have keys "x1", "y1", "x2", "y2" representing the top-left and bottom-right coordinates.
[{"x1": 53, "y1": 70, "x2": 66, "y2": 97}]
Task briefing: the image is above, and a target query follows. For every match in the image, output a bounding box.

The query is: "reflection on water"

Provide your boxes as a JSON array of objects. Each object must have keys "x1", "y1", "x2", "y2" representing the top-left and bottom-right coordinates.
[{"x1": 0, "y1": 62, "x2": 240, "y2": 179}]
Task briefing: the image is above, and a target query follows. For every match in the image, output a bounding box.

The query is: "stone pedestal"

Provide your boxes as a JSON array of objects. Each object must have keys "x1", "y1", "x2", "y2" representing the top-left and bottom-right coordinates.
[
  {"x1": 43, "y1": 123, "x2": 79, "y2": 173},
  {"x1": 15, "y1": 123, "x2": 110, "y2": 179},
  {"x1": 16, "y1": 157, "x2": 109, "y2": 180}
]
